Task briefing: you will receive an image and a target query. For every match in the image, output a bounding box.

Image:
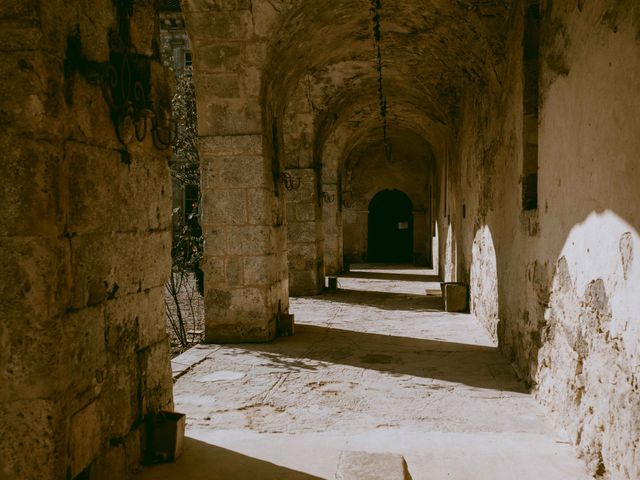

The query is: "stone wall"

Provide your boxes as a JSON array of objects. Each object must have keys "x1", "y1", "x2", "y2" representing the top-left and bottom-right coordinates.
[
  {"x1": 343, "y1": 134, "x2": 434, "y2": 265},
  {"x1": 0, "y1": 1, "x2": 174, "y2": 478},
  {"x1": 183, "y1": 0, "x2": 289, "y2": 342},
  {"x1": 441, "y1": 1, "x2": 640, "y2": 477}
]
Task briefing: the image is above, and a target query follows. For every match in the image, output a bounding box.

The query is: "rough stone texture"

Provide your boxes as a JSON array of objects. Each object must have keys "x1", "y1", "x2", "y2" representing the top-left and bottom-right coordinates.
[
  {"x1": 4, "y1": 0, "x2": 640, "y2": 477},
  {"x1": 285, "y1": 168, "x2": 324, "y2": 296},
  {"x1": 439, "y1": 2, "x2": 640, "y2": 478},
  {"x1": 0, "y1": 1, "x2": 174, "y2": 478},
  {"x1": 183, "y1": 0, "x2": 289, "y2": 341}
]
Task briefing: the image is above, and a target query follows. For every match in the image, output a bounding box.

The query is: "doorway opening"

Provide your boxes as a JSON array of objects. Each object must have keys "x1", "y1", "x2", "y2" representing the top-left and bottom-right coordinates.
[{"x1": 367, "y1": 189, "x2": 414, "y2": 263}]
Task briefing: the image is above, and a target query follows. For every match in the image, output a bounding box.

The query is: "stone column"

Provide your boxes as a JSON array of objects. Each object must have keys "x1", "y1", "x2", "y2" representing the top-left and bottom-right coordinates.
[
  {"x1": 184, "y1": 1, "x2": 289, "y2": 342},
  {"x1": 285, "y1": 169, "x2": 324, "y2": 296},
  {"x1": 323, "y1": 183, "x2": 343, "y2": 275},
  {"x1": 199, "y1": 136, "x2": 288, "y2": 342}
]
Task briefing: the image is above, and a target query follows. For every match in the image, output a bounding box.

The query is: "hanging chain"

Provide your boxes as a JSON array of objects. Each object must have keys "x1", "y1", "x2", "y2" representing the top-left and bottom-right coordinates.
[{"x1": 370, "y1": 0, "x2": 393, "y2": 161}]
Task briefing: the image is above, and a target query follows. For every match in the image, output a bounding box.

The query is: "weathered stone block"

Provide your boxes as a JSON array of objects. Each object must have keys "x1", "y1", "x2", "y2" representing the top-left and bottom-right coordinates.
[
  {"x1": 0, "y1": 237, "x2": 70, "y2": 324},
  {"x1": 205, "y1": 188, "x2": 247, "y2": 225},
  {"x1": 288, "y1": 221, "x2": 317, "y2": 243},
  {"x1": 200, "y1": 98, "x2": 262, "y2": 136},
  {"x1": 226, "y1": 256, "x2": 244, "y2": 286},
  {"x1": 0, "y1": 400, "x2": 62, "y2": 479},
  {"x1": 200, "y1": 134, "x2": 263, "y2": 156},
  {"x1": 0, "y1": 137, "x2": 64, "y2": 237},
  {"x1": 195, "y1": 73, "x2": 241, "y2": 98},
  {"x1": 193, "y1": 44, "x2": 243, "y2": 72},
  {"x1": 70, "y1": 231, "x2": 170, "y2": 308},
  {"x1": 336, "y1": 451, "x2": 411, "y2": 480},
  {"x1": 246, "y1": 188, "x2": 273, "y2": 225},
  {"x1": 187, "y1": 11, "x2": 253, "y2": 42},
  {"x1": 138, "y1": 340, "x2": 173, "y2": 416},
  {"x1": 289, "y1": 269, "x2": 321, "y2": 297},
  {"x1": 59, "y1": 307, "x2": 107, "y2": 407},
  {"x1": 0, "y1": 0, "x2": 41, "y2": 20},
  {"x1": 136, "y1": 287, "x2": 167, "y2": 348},
  {"x1": 244, "y1": 254, "x2": 276, "y2": 286},
  {"x1": 67, "y1": 141, "x2": 171, "y2": 234},
  {"x1": 0, "y1": 51, "x2": 65, "y2": 137},
  {"x1": 202, "y1": 255, "x2": 226, "y2": 287},
  {"x1": 202, "y1": 226, "x2": 227, "y2": 253},
  {"x1": 203, "y1": 155, "x2": 268, "y2": 189},
  {"x1": 226, "y1": 225, "x2": 272, "y2": 255},
  {"x1": 0, "y1": 22, "x2": 43, "y2": 51},
  {"x1": 69, "y1": 401, "x2": 102, "y2": 478},
  {"x1": 129, "y1": 2, "x2": 155, "y2": 55},
  {"x1": 295, "y1": 203, "x2": 317, "y2": 222},
  {"x1": 204, "y1": 286, "x2": 276, "y2": 342}
]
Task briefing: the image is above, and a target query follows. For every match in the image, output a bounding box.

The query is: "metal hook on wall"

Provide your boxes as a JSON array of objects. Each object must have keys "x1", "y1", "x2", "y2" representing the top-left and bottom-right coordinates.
[{"x1": 281, "y1": 172, "x2": 301, "y2": 191}]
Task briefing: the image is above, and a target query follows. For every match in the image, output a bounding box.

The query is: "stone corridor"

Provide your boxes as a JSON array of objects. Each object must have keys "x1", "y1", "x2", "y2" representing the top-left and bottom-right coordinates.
[
  {"x1": 138, "y1": 266, "x2": 590, "y2": 479},
  {"x1": 3, "y1": 1, "x2": 639, "y2": 478}
]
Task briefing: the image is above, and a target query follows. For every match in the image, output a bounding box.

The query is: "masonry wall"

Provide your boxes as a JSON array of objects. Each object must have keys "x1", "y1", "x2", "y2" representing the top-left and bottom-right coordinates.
[
  {"x1": 283, "y1": 86, "x2": 324, "y2": 296},
  {"x1": 441, "y1": 1, "x2": 640, "y2": 478},
  {"x1": 343, "y1": 140, "x2": 434, "y2": 265},
  {"x1": 0, "y1": 1, "x2": 174, "y2": 478},
  {"x1": 183, "y1": 0, "x2": 290, "y2": 342}
]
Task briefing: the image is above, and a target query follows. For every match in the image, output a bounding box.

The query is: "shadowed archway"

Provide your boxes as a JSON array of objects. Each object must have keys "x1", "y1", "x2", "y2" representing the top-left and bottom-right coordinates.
[{"x1": 368, "y1": 189, "x2": 414, "y2": 263}]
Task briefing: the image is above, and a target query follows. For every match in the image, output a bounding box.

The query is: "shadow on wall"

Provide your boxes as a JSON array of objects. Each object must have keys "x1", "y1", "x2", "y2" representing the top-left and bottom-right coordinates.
[{"x1": 137, "y1": 437, "x2": 323, "y2": 480}]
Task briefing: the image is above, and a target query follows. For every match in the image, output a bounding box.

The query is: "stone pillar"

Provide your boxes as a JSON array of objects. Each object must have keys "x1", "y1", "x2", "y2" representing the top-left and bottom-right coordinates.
[
  {"x1": 184, "y1": 2, "x2": 289, "y2": 342},
  {"x1": 0, "y1": 2, "x2": 174, "y2": 478},
  {"x1": 285, "y1": 169, "x2": 324, "y2": 296},
  {"x1": 323, "y1": 183, "x2": 343, "y2": 275},
  {"x1": 413, "y1": 210, "x2": 429, "y2": 265},
  {"x1": 199, "y1": 136, "x2": 288, "y2": 342}
]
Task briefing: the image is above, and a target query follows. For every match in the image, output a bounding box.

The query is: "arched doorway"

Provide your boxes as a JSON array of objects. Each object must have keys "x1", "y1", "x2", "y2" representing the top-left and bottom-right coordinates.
[{"x1": 368, "y1": 189, "x2": 414, "y2": 263}]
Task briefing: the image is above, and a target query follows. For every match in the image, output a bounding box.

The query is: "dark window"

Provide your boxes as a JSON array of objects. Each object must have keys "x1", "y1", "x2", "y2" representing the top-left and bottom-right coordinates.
[
  {"x1": 184, "y1": 51, "x2": 192, "y2": 69},
  {"x1": 367, "y1": 189, "x2": 414, "y2": 263},
  {"x1": 522, "y1": 2, "x2": 539, "y2": 211}
]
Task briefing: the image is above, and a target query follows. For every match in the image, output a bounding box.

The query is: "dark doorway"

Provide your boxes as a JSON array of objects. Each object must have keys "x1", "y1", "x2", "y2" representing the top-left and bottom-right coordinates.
[{"x1": 367, "y1": 189, "x2": 414, "y2": 263}]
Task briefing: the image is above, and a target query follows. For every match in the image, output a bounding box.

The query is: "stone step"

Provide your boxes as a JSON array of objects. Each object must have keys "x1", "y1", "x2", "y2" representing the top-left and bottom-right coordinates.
[{"x1": 335, "y1": 451, "x2": 412, "y2": 480}]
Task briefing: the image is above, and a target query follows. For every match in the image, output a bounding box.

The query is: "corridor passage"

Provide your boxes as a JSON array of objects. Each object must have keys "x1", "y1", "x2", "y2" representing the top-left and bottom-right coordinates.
[{"x1": 139, "y1": 267, "x2": 590, "y2": 480}]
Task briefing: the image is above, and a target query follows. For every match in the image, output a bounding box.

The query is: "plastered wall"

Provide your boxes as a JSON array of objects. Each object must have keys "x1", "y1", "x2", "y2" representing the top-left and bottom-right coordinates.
[{"x1": 441, "y1": 2, "x2": 640, "y2": 477}]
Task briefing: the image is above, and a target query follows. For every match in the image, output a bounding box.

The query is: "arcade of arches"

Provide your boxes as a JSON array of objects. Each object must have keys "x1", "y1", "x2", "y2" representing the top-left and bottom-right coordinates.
[{"x1": 1, "y1": 0, "x2": 639, "y2": 479}]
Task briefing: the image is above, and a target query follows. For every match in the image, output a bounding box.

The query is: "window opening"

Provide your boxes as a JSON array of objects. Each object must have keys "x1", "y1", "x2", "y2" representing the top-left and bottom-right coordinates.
[{"x1": 522, "y1": 1, "x2": 540, "y2": 211}]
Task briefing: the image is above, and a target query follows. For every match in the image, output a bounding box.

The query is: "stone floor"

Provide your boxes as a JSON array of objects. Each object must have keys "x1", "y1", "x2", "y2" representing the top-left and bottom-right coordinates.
[{"x1": 137, "y1": 265, "x2": 591, "y2": 480}]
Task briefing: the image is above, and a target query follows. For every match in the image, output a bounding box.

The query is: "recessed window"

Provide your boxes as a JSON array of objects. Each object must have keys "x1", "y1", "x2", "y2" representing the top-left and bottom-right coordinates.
[
  {"x1": 184, "y1": 51, "x2": 192, "y2": 69},
  {"x1": 522, "y1": 2, "x2": 539, "y2": 211}
]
